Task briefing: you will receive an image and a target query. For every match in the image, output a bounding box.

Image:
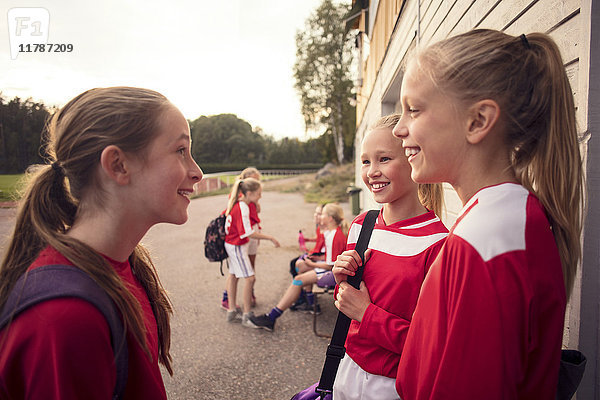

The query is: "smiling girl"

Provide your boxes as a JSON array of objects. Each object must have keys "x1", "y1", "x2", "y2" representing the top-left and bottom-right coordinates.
[
  {"x1": 331, "y1": 114, "x2": 448, "y2": 399},
  {"x1": 393, "y1": 30, "x2": 584, "y2": 399},
  {"x1": 0, "y1": 87, "x2": 202, "y2": 399}
]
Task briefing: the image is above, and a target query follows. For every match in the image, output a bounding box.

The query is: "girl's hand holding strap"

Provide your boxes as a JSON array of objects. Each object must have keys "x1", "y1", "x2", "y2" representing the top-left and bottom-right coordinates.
[
  {"x1": 332, "y1": 249, "x2": 372, "y2": 284},
  {"x1": 335, "y1": 281, "x2": 372, "y2": 322}
]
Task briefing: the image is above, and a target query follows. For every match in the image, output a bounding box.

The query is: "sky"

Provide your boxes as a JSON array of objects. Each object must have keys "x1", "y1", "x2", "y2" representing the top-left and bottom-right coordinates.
[{"x1": 0, "y1": 0, "x2": 326, "y2": 140}]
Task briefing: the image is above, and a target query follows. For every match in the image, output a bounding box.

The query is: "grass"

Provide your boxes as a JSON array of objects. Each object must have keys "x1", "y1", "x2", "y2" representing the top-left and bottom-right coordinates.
[
  {"x1": 0, "y1": 174, "x2": 24, "y2": 202},
  {"x1": 301, "y1": 164, "x2": 355, "y2": 204},
  {"x1": 265, "y1": 164, "x2": 355, "y2": 204}
]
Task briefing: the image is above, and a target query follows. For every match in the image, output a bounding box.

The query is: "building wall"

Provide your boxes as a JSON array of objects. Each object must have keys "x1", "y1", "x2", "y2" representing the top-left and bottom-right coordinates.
[{"x1": 352, "y1": 0, "x2": 597, "y2": 396}]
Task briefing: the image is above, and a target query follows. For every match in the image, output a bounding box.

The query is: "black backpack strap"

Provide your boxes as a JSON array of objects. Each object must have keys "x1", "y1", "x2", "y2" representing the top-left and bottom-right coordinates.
[
  {"x1": 315, "y1": 209, "x2": 379, "y2": 398},
  {"x1": 0, "y1": 264, "x2": 128, "y2": 400}
]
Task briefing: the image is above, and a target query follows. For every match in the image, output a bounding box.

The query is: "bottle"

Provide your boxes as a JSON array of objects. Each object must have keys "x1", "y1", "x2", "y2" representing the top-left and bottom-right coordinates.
[{"x1": 298, "y1": 230, "x2": 307, "y2": 252}]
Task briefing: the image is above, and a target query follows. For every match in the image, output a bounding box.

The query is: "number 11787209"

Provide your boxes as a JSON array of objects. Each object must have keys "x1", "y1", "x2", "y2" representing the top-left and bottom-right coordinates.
[{"x1": 19, "y1": 43, "x2": 73, "y2": 53}]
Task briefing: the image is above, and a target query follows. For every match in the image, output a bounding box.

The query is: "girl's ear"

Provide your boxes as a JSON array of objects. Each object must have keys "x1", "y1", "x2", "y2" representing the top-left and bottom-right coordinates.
[
  {"x1": 466, "y1": 99, "x2": 500, "y2": 144},
  {"x1": 100, "y1": 145, "x2": 130, "y2": 185}
]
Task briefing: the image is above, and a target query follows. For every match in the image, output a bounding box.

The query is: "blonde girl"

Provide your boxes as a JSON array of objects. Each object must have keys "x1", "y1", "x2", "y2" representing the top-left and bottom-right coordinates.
[
  {"x1": 221, "y1": 167, "x2": 262, "y2": 310},
  {"x1": 224, "y1": 178, "x2": 280, "y2": 326},
  {"x1": 248, "y1": 203, "x2": 348, "y2": 331},
  {"x1": 393, "y1": 30, "x2": 584, "y2": 399},
  {"x1": 0, "y1": 87, "x2": 202, "y2": 399},
  {"x1": 331, "y1": 114, "x2": 448, "y2": 399}
]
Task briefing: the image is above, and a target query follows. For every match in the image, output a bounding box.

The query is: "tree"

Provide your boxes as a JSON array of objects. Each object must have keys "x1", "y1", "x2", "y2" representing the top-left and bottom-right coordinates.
[
  {"x1": 190, "y1": 113, "x2": 266, "y2": 164},
  {"x1": 0, "y1": 95, "x2": 51, "y2": 173},
  {"x1": 294, "y1": 0, "x2": 356, "y2": 164}
]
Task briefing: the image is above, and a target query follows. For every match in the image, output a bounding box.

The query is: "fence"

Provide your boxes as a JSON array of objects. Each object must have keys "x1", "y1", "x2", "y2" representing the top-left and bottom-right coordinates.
[{"x1": 195, "y1": 169, "x2": 318, "y2": 194}]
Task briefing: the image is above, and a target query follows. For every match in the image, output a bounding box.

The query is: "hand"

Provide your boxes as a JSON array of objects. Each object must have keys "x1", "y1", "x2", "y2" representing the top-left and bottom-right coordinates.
[
  {"x1": 308, "y1": 253, "x2": 325, "y2": 262},
  {"x1": 332, "y1": 249, "x2": 371, "y2": 284},
  {"x1": 334, "y1": 281, "x2": 371, "y2": 322},
  {"x1": 271, "y1": 237, "x2": 281, "y2": 247}
]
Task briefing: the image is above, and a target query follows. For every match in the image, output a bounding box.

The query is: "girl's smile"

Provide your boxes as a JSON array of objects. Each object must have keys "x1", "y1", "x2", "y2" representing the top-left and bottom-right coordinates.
[{"x1": 361, "y1": 127, "x2": 417, "y2": 206}]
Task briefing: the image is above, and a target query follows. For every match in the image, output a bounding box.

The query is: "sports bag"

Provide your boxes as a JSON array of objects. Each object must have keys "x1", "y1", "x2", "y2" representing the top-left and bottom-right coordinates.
[
  {"x1": 0, "y1": 264, "x2": 128, "y2": 400},
  {"x1": 204, "y1": 213, "x2": 228, "y2": 275}
]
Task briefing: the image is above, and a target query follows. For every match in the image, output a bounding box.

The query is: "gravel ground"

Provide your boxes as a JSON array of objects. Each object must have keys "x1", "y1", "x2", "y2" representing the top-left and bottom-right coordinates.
[{"x1": 0, "y1": 186, "x2": 352, "y2": 400}]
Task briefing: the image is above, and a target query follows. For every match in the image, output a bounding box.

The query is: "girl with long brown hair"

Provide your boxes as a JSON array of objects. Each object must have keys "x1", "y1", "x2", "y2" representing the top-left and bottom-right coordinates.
[{"x1": 0, "y1": 87, "x2": 202, "y2": 399}]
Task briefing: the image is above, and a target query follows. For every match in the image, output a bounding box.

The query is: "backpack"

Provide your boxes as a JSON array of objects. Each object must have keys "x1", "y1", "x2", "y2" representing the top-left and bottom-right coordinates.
[
  {"x1": 0, "y1": 264, "x2": 128, "y2": 400},
  {"x1": 204, "y1": 213, "x2": 228, "y2": 275}
]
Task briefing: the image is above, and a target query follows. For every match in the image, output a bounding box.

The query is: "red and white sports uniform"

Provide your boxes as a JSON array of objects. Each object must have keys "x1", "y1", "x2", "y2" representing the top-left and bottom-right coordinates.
[
  {"x1": 396, "y1": 183, "x2": 566, "y2": 400},
  {"x1": 334, "y1": 210, "x2": 448, "y2": 399},
  {"x1": 310, "y1": 226, "x2": 325, "y2": 255},
  {"x1": 0, "y1": 246, "x2": 167, "y2": 400},
  {"x1": 248, "y1": 202, "x2": 261, "y2": 255},
  {"x1": 323, "y1": 226, "x2": 347, "y2": 266},
  {"x1": 225, "y1": 201, "x2": 255, "y2": 277},
  {"x1": 314, "y1": 226, "x2": 346, "y2": 274}
]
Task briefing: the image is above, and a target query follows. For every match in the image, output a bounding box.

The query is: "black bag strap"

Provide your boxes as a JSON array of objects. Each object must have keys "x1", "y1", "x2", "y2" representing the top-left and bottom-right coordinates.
[
  {"x1": 0, "y1": 264, "x2": 128, "y2": 400},
  {"x1": 315, "y1": 209, "x2": 379, "y2": 398}
]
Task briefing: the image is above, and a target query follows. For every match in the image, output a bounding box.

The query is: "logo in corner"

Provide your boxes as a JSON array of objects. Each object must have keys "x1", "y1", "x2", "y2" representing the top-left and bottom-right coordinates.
[{"x1": 7, "y1": 8, "x2": 50, "y2": 60}]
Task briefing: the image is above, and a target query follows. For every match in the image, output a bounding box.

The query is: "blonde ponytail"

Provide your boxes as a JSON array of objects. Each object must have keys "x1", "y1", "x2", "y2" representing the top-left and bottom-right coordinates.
[{"x1": 226, "y1": 178, "x2": 262, "y2": 216}]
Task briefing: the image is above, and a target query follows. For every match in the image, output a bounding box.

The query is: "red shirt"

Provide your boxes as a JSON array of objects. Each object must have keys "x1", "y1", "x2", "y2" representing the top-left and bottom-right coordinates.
[
  {"x1": 323, "y1": 226, "x2": 347, "y2": 266},
  {"x1": 310, "y1": 226, "x2": 325, "y2": 255},
  {"x1": 249, "y1": 202, "x2": 260, "y2": 229},
  {"x1": 0, "y1": 247, "x2": 167, "y2": 400},
  {"x1": 344, "y1": 210, "x2": 447, "y2": 378},
  {"x1": 397, "y1": 183, "x2": 565, "y2": 399},
  {"x1": 225, "y1": 201, "x2": 253, "y2": 246}
]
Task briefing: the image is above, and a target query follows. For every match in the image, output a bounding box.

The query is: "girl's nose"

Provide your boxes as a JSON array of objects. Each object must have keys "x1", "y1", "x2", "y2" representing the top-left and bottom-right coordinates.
[
  {"x1": 190, "y1": 161, "x2": 203, "y2": 182},
  {"x1": 392, "y1": 120, "x2": 407, "y2": 138},
  {"x1": 367, "y1": 164, "x2": 381, "y2": 179}
]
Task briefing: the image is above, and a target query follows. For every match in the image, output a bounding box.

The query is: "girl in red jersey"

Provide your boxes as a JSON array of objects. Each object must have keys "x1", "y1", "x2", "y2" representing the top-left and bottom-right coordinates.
[
  {"x1": 0, "y1": 87, "x2": 203, "y2": 399},
  {"x1": 221, "y1": 167, "x2": 262, "y2": 311},
  {"x1": 392, "y1": 30, "x2": 584, "y2": 399},
  {"x1": 248, "y1": 203, "x2": 349, "y2": 331},
  {"x1": 331, "y1": 114, "x2": 448, "y2": 399},
  {"x1": 224, "y1": 178, "x2": 280, "y2": 326}
]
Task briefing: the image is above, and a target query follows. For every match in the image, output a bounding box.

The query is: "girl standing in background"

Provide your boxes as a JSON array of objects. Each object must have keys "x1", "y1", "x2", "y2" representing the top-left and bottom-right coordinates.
[{"x1": 224, "y1": 178, "x2": 280, "y2": 327}]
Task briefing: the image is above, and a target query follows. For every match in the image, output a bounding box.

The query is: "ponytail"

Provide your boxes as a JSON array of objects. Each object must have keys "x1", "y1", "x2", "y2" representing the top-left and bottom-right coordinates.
[
  {"x1": 226, "y1": 180, "x2": 243, "y2": 216},
  {"x1": 226, "y1": 178, "x2": 262, "y2": 216},
  {"x1": 512, "y1": 33, "x2": 584, "y2": 297}
]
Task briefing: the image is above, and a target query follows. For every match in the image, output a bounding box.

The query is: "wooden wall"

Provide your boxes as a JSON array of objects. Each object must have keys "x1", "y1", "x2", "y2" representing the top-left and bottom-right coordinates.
[{"x1": 352, "y1": 1, "x2": 597, "y2": 396}]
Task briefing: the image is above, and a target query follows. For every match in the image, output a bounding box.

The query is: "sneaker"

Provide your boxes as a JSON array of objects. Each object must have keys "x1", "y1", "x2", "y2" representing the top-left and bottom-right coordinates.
[
  {"x1": 226, "y1": 309, "x2": 241, "y2": 322},
  {"x1": 289, "y1": 296, "x2": 306, "y2": 311},
  {"x1": 296, "y1": 302, "x2": 321, "y2": 315},
  {"x1": 221, "y1": 298, "x2": 229, "y2": 311},
  {"x1": 241, "y1": 312, "x2": 256, "y2": 328},
  {"x1": 247, "y1": 313, "x2": 275, "y2": 332}
]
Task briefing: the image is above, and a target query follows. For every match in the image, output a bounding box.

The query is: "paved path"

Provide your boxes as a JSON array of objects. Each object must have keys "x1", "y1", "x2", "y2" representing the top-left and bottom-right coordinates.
[{"x1": 0, "y1": 189, "x2": 351, "y2": 400}]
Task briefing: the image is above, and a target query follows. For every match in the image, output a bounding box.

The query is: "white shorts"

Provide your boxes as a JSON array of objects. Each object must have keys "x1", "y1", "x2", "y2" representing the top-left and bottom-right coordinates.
[
  {"x1": 248, "y1": 238, "x2": 259, "y2": 255},
  {"x1": 333, "y1": 354, "x2": 400, "y2": 400},
  {"x1": 224, "y1": 242, "x2": 255, "y2": 278}
]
